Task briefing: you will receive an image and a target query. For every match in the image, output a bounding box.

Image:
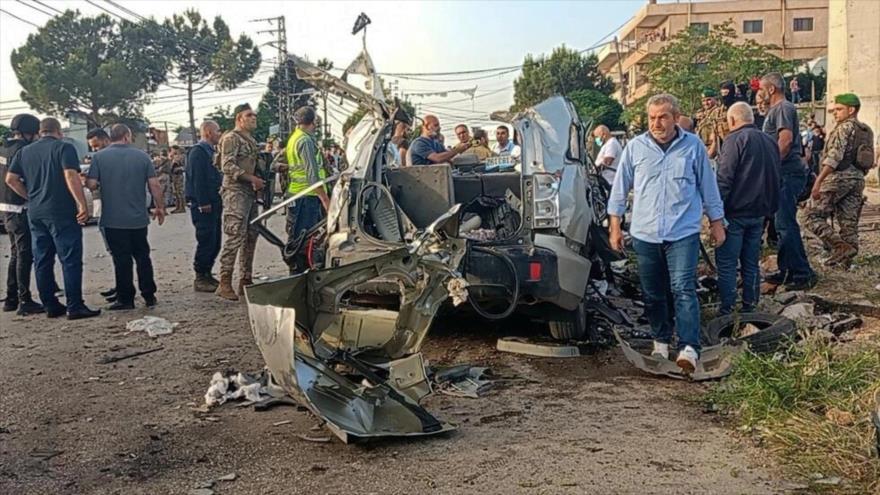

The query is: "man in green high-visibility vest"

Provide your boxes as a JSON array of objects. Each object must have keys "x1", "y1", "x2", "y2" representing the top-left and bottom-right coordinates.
[{"x1": 284, "y1": 106, "x2": 330, "y2": 273}]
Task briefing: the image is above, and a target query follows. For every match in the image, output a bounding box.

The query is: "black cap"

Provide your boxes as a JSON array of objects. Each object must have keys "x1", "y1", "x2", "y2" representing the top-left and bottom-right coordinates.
[
  {"x1": 233, "y1": 103, "x2": 252, "y2": 116},
  {"x1": 10, "y1": 113, "x2": 40, "y2": 135}
]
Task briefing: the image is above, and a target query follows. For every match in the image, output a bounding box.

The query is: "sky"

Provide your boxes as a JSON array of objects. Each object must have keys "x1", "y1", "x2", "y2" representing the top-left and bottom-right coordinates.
[{"x1": 0, "y1": 0, "x2": 644, "y2": 139}]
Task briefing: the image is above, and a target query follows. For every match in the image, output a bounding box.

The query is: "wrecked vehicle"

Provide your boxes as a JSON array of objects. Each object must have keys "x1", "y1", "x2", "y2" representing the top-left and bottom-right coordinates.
[
  {"x1": 243, "y1": 54, "x2": 621, "y2": 441},
  {"x1": 279, "y1": 57, "x2": 620, "y2": 342},
  {"x1": 245, "y1": 211, "x2": 467, "y2": 442}
]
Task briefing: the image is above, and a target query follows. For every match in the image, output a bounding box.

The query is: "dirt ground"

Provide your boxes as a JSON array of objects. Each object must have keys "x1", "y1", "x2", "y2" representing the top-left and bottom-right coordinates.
[{"x1": 2, "y1": 193, "x2": 877, "y2": 494}]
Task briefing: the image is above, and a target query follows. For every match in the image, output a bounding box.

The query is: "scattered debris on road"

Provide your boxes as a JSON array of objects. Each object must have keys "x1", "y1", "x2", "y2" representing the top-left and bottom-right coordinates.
[
  {"x1": 203, "y1": 371, "x2": 267, "y2": 408},
  {"x1": 97, "y1": 346, "x2": 163, "y2": 364},
  {"x1": 433, "y1": 365, "x2": 493, "y2": 398},
  {"x1": 29, "y1": 450, "x2": 64, "y2": 461},
  {"x1": 126, "y1": 316, "x2": 177, "y2": 338},
  {"x1": 496, "y1": 336, "x2": 580, "y2": 358},
  {"x1": 613, "y1": 329, "x2": 745, "y2": 381}
]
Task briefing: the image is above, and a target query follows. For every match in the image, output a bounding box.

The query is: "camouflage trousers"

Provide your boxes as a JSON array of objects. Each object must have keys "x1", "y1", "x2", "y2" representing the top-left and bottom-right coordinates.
[
  {"x1": 157, "y1": 174, "x2": 170, "y2": 207},
  {"x1": 218, "y1": 188, "x2": 258, "y2": 280},
  {"x1": 804, "y1": 177, "x2": 865, "y2": 251},
  {"x1": 171, "y1": 175, "x2": 185, "y2": 209}
]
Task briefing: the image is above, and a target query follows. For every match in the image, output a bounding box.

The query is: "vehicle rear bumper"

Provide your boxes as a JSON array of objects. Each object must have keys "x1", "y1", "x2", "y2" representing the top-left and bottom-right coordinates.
[{"x1": 465, "y1": 234, "x2": 589, "y2": 311}]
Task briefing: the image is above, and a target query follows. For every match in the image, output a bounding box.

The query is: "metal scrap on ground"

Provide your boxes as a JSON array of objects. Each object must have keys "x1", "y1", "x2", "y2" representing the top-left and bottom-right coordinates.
[{"x1": 613, "y1": 329, "x2": 746, "y2": 381}]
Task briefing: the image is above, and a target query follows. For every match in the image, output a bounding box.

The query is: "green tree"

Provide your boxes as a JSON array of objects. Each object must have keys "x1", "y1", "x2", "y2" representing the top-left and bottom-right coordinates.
[
  {"x1": 254, "y1": 59, "x2": 318, "y2": 143},
  {"x1": 568, "y1": 89, "x2": 624, "y2": 130},
  {"x1": 342, "y1": 99, "x2": 416, "y2": 136},
  {"x1": 792, "y1": 69, "x2": 826, "y2": 102},
  {"x1": 161, "y1": 10, "x2": 261, "y2": 136},
  {"x1": 0, "y1": 124, "x2": 10, "y2": 138},
  {"x1": 10, "y1": 11, "x2": 169, "y2": 126},
  {"x1": 646, "y1": 22, "x2": 795, "y2": 115},
  {"x1": 205, "y1": 105, "x2": 235, "y2": 132},
  {"x1": 512, "y1": 45, "x2": 613, "y2": 111},
  {"x1": 620, "y1": 95, "x2": 649, "y2": 134}
]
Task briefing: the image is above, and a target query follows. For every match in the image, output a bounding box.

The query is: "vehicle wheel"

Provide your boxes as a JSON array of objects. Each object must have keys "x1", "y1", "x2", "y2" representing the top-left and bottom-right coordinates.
[
  {"x1": 704, "y1": 312, "x2": 797, "y2": 353},
  {"x1": 548, "y1": 301, "x2": 597, "y2": 342}
]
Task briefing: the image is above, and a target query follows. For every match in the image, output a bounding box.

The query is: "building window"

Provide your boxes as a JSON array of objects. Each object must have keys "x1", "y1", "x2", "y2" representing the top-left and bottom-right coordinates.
[
  {"x1": 743, "y1": 20, "x2": 763, "y2": 34},
  {"x1": 690, "y1": 22, "x2": 709, "y2": 34},
  {"x1": 793, "y1": 17, "x2": 814, "y2": 31}
]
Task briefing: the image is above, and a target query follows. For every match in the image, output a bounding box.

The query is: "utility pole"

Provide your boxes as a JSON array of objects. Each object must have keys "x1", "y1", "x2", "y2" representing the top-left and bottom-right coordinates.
[
  {"x1": 613, "y1": 37, "x2": 628, "y2": 108},
  {"x1": 322, "y1": 91, "x2": 330, "y2": 144},
  {"x1": 252, "y1": 16, "x2": 290, "y2": 138}
]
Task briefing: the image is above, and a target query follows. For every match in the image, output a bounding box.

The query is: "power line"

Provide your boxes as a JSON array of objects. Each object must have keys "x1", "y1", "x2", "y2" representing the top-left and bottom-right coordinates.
[
  {"x1": 0, "y1": 7, "x2": 41, "y2": 27},
  {"x1": 33, "y1": 0, "x2": 64, "y2": 15},
  {"x1": 15, "y1": 0, "x2": 55, "y2": 17},
  {"x1": 391, "y1": 68, "x2": 521, "y2": 83},
  {"x1": 420, "y1": 86, "x2": 513, "y2": 106},
  {"x1": 90, "y1": 0, "x2": 216, "y2": 61},
  {"x1": 379, "y1": 16, "x2": 630, "y2": 78}
]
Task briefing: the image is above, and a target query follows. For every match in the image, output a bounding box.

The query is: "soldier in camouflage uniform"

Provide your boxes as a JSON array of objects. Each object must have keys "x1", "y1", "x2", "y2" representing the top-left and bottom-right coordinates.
[
  {"x1": 214, "y1": 103, "x2": 266, "y2": 300},
  {"x1": 696, "y1": 84, "x2": 734, "y2": 158},
  {"x1": 694, "y1": 88, "x2": 718, "y2": 149},
  {"x1": 153, "y1": 152, "x2": 172, "y2": 208},
  {"x1": 169, "y1": 146, "x2": 186, "y2": 213},
  {"x1": 805, "y1": 93, "x2": 875, "y2": 268}
]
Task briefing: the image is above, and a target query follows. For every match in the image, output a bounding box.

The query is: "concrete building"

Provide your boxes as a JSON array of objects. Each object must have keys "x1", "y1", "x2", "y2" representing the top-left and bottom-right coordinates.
[
  {"x1": 826, "y1": 0, "x2": 879, "y2": 182},
  {"x1": 596, "y1": 0, "x2": 829, "y2": 103}
]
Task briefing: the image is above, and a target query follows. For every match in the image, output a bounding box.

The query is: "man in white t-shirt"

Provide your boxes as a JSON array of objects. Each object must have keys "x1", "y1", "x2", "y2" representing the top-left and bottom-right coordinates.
[{"x1": 593, "y1": 125, "x2": 622, "y2": 185}]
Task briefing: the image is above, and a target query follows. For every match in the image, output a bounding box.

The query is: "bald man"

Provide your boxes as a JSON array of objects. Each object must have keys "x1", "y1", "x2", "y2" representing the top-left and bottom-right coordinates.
[
  {"x1": 408, "y1": 115, "x2": 471, "y2": 165},
  {"x1": 677, "y1": 116, "x2": 694, "y2": 133},
  {"x1": 592, "y1": 125, "x2": 622, "y2": 184},
  {"x1": 186, "y1": 120, "x2": 223, "y2": 292},
  {"x1": 715, "y1": 102, "x2": 781, "y2": 315}
]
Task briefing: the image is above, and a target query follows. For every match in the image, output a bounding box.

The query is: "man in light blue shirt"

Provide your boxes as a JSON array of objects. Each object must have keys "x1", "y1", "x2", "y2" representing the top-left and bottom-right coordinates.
[{"x1": 607, "y1": 94, "x2": 726, "y2": 374}]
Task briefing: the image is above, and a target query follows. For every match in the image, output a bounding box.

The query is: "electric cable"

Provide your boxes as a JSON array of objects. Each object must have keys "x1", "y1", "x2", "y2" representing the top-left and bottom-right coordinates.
[{"x1": 465, "y1": 245, "x2": 519, "y2": 320}]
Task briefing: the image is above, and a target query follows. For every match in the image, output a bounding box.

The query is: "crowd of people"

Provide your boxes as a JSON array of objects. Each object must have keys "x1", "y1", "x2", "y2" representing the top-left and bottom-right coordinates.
[
  {"x1": 603, "y1": 73, "x2": 875, "y2": 373},
  {"x1": 0, "y1": 75, "x2": 876, "y2": 379}
]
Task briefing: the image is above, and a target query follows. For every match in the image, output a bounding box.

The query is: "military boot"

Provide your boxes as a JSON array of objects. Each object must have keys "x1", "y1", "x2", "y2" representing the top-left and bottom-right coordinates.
[
  {"x1": 194, "y1": 273, "x2": 219, "y2": 293},
  {"x1": 825, "y1": 241, "x2": 857, "y2": 268},
  {"x1": 215, "y1": 274, "x2": 239, "y2": 301}
]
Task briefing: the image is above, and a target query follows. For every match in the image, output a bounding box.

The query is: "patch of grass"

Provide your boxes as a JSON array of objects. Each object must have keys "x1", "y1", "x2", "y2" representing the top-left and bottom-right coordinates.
[{"x1": 706, "y1": 336, "x2": 880, "y2": 493}]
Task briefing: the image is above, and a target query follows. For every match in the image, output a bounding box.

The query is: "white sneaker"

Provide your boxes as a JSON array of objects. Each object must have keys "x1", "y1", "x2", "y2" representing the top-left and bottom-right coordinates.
[
  {"x1": 651, "y1": 341, "x2": 669, "y2": 360},
  {"x1": 676, "y1": 346, "x2": 699, "y2": 374}
]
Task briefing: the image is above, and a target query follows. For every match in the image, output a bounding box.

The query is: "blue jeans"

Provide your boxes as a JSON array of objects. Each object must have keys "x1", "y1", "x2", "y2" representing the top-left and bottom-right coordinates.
[
  {"x1": 715, "y1": 217, "x2": 764, "y2": 314},
  {"x1": 29, "y1": 218, "x2": 84, "y2": 312},
  {"x1": 289, "y1": 196, "x2": 324, "y2": 273},
  {"x1": 774, "y1": 173, "x2": 814, "y2": 282},
  {"x1": 632, "y1": 233, "x2": 702, "y2": 353}
]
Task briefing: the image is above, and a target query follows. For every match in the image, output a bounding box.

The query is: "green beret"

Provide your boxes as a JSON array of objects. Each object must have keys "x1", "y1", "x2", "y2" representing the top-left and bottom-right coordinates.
[
  {"x1": 233, "y1": 103, "x2": 253, "y2": 116},
  {"x1": 834, "y1": 93, "x2": 860, "y2": 107},
  {"x1": 701, "y1": 88, "x2": 717, "y2": 98}
]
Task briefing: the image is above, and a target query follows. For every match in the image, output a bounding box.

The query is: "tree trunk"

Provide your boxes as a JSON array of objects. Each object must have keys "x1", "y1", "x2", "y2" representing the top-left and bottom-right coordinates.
[{"x1": 187, "y1": 75, "x2": 196, "y2": 144}]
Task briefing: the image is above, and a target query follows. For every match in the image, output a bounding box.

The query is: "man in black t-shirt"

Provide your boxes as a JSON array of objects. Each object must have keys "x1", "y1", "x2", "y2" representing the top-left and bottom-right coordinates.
[
  {"x1": 5, "y1": 118, "x2": 100, "y2": 320},
  {"x1": 1, "y1": 114, "x2": 44, "y2": 315}
]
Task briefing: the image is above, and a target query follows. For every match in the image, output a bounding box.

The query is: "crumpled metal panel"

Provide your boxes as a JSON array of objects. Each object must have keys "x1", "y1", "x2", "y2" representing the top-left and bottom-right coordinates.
[
  {"x1": 517, "y1": 96, "x2": 581, "y2": 175},
  {"x1": 245, "y1": 246, "x2": 465, "y2": 443},
  {"x1": 612, "y1": 329, "x2": 746, "y2": 381},
  {"x1": 557, "y1": 164, "x2": 592, "y2": 247}
]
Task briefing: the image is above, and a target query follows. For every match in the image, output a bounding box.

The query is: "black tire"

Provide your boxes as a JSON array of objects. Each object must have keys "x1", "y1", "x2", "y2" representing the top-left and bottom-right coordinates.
[
  {"x1": 704, "y1": 312, "x2": 798, "y2": 353},
  {"x1": 549, "y1": 302, "x2": 598, "y2": 342}
]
